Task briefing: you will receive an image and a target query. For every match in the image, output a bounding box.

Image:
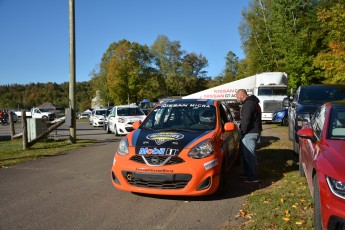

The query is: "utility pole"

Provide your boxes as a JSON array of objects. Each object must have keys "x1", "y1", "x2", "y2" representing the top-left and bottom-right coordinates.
[{"x1": 69, "y1": 0, "x2": 76, "y2": 143}]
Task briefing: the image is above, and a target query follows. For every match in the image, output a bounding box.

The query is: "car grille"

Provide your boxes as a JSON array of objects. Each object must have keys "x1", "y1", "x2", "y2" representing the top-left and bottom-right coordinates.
[
  {"x1": 125, "y1": 127, "x2": 134, "y2": 132},
  {"x1": 263, "y1": 100, "x2": 282, "y2": 113},
  {"x1": 122, "y1": 171, "x2": 192, "y2": 189},
  {"x1": 130, "y1": 155, "x2": 185, "y2": 166}
]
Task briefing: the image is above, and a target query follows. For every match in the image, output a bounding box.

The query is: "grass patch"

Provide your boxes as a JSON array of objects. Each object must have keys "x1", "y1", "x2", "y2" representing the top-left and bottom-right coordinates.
[
  {"x1": 0, "y1": 138, "x2": 94, "y2": 168},
  {"x1": 240, "y1": 125, "x2": 314, "y2": 229}
]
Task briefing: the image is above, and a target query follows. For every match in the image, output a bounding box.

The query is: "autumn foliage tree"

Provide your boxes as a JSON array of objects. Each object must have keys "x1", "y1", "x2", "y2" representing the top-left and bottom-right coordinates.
[
  {"x1": 313, "y1": 2, "x2": 345, "y2": 83},
  {"x1": 239, "y1": 0, "x2": 327, "y2": 90}
]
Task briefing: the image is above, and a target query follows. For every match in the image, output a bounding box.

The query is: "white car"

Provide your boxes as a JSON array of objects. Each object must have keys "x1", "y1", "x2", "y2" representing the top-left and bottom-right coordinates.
[
  {"x1": 106, "y1": 105, "x2": 146, "y2": 136},
  {"x1": 78, "y1": 112, "x2": 90, "y2": 119},
  {"x1": 89, "y1": 109, "x2": 107, "y2": 127}
]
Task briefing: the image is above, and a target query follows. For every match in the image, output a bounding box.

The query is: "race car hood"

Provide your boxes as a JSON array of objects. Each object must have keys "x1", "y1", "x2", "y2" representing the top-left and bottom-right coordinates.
[{"x1": 130, "y1": 129, "x2": 213, "y2": 156}]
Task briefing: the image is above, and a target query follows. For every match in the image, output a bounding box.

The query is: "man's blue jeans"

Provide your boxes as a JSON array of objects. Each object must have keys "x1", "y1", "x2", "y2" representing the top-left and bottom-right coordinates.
[{"x1": 241, "y1": 133, "x2": 260, "y2": 180}]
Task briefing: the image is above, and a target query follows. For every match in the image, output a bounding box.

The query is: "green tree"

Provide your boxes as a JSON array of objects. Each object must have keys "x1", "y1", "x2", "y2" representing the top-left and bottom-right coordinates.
[
  {"x1": 106, "y1": 40, "x2": 155, "y2": 105},
  {"x1": 313, "y1": 2, "x2": 345, "y2": 83},
  {"x1": 151, "y1": 35, "x2": 185, "y2": 96},
  {"x1": 224, "y1": 51, "x2": 239, "y2": 82},
  {"x1": 181, "y1": 53, "x2": 209, "y2": 95},
  {"x1": 239, "y1": 0, "x2": 325, "y2": 91}
]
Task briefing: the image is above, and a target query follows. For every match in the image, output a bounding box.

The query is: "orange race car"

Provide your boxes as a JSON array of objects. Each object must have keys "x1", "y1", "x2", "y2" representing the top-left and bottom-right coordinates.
[{"x1": 111, "y1": 99, "x2": 240, "y2": 196}]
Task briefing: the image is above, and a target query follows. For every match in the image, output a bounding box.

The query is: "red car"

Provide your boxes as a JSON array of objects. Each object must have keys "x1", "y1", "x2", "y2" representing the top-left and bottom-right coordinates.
[{"x1": 297, "y1": 101, "x2": 345, "y2": 229}]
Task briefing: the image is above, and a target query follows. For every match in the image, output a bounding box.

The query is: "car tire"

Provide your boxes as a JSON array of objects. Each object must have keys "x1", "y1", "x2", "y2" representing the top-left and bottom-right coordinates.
[
  {"x1": 313, "y1": 174, "x2": 323, "y2": 230},
  {"x1": 42, "y1": 116, "x2": 48, "y2": 121},
  {"x1": 288, "y1": 119, "x2": 294, "y2": 140},
  {"x1": 107, "y1": 124, "x2": 111, "y2": 134},
  {"x1": 215, "y1": 159, "x2": 227, "y2": 196},
  {"x1": 298, "y1": 148, "x2": 305, "y2": 177},
  {"x1": 281, "y1": 116, "x2": 288, "y2": 126},
  {"x1": 293, "y1": 133, "x2": 300, "y2": 155},
  {"x1": 114, "y1": 125, "x2": 119, "y2": 136}
]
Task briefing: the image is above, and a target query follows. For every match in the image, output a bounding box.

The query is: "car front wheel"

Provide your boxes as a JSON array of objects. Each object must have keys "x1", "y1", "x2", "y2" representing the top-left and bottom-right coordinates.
[
  {"x1": 114, "y1": 125, "x2": 119, "y2": 136},
  {"x1": 281, "y1": 116, "x2": 288, "y2": 126},
  {"x1": 299, "y1": 147, "x2": 305, "y2": 177},
  {"x1": 214, "y1": 159, "x2": 227, "y2": 196},
  {"x1": 313, "y1": 174, "x2": 323, "y2": 230}
]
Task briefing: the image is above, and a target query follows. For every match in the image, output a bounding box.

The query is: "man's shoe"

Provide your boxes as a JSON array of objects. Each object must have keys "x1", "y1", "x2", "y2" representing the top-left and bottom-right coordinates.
[{"x1": 242, "y1": 179, "x2": 259, "y2": 183}]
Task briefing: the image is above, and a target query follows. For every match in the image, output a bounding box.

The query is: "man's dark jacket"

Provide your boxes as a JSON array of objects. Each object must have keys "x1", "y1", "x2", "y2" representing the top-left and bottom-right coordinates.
[{"x1": 240, "y1": 95, "x2": 262, "y2": 136}]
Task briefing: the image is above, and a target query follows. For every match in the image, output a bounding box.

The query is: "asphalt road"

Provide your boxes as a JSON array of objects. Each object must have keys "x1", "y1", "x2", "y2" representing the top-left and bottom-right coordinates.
[{"x1": 0, "y1": 121, "x2": 260, "y2": 230}]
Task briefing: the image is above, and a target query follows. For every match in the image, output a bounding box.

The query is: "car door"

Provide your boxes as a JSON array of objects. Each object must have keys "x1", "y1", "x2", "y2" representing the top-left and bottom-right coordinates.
[
  {"x1": 108, "y1": 107, "x2": 116, "y2": 132},
  {"x1": 220, "y1": 103, "x2": 239, "y2": 168},
  {"x1": 303, "y1": 106, "x2": 326, "y2": 186}
]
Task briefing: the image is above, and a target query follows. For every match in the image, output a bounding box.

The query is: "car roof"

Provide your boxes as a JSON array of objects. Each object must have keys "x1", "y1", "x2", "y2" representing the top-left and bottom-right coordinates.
[
  {"x1": 114, "y1": 104, "x2": 139, "y2": 108},
  {"x1": 299, "y1": 84, "x2": 345, "y2": 90}
]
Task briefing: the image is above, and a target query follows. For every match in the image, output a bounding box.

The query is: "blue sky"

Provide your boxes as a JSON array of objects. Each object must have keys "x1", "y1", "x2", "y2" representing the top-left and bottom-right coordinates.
[{"x1": 0, "y1": 0, "x2": 249, "y2": 85}]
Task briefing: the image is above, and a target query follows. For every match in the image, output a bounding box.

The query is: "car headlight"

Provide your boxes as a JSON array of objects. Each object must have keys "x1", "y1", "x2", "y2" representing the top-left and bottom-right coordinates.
[
  {"x1": 326, "y1": 176, "x2": 345, "y2": 199},
  {"x1": 188, "y1": 139, "x2": 214, "y2": 159},
  {"x1": 277, "y1": 111, "x2": 283, "y2": 116},
  {"x1": 117, "y1": 118, "x2": 125, "y2": 123},
  {"x1": 297, "y1": 113, "x2": 311, "y2": 127},
  {"x1": 117, "y1": 138, "x2": 129, "y2": 156}
]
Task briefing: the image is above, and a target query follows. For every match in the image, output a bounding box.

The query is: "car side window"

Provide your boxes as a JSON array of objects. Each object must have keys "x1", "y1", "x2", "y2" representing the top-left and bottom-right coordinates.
[
  {"x1": 312, "y1": 105, "x2": 326, "y2": 139},
  {"x1": 221, "y1": 103, "x2": 234, "y2": 122},
  {"x1": 219, "y1": 104, "x2": 231, "y2": 126}
]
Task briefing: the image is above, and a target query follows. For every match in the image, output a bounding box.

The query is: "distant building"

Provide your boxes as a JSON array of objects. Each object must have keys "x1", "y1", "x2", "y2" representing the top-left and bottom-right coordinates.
[{"x1": 91, "y1": 90, "x2": 105, "y2": 109}]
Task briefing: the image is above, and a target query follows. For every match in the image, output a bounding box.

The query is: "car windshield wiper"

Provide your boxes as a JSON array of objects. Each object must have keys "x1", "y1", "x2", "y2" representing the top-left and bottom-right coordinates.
[
  {"x1": 140, "y1": 126, "x2": 153, "y2": 131},
  {"x1": 158, "y1": 127, "x2": 201, "y2": 132}
]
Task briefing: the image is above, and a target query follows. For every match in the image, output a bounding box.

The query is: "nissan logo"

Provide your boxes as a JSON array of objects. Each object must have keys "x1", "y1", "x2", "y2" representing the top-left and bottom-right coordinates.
[{"x1": 150, "y1": 156, "x2": 160, "y2": 165}]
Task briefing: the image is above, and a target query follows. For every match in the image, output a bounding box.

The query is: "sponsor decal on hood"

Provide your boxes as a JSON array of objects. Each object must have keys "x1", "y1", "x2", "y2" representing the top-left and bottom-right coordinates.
[
  {"x1": 147, "y1": 132, "x2": 184, "y2": 145},
  {"x1": 131, "y1": 129, "x2": 212, "y2": 156}
]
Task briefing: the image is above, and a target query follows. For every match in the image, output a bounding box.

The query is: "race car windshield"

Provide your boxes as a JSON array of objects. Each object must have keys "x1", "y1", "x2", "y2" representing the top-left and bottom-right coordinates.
[{"x1": 140, "y1": 104, "x2": 216, "y2": 131}]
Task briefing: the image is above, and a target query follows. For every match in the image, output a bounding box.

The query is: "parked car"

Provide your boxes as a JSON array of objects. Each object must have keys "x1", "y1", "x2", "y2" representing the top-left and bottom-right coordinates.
[
  {"x1": 272, "y1": 108, "x2": 288, "y2": 126},
  {"x1": 106, "y1": 105, "x2": 146, "y2": 136},
  {"x1": 103, "y1": 107, "x2": 113, "y2": 131},
  {"x1": 288, "y1": 84, "x2": 345, "y2": 154},
  {"x1": 141, "y1": 108, "x2": 150, "y2": 115},
  {"x1": 297, "y1": 101, "x2": 345, "y2": 229},
  {"x1": 78, "y1": 112, "x2": 90, "y2": 119},
  {"x1": 89, "y1": 108, "x2": 107, "y2": 127},
  {"x1": 111, "y1": 99, "x2": 240, "y2": 196}
]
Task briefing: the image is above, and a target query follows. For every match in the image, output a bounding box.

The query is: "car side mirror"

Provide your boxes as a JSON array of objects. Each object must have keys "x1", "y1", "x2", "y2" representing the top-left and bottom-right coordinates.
[
  {"x1": 224, "y1": 122, "x2": 236, "y2": 131},
  {"x1": 133, "y1": 121, "x2": 141, "y2": 130},
  {"x1": 297, "y1": 127, "x2": 316, "y2": 142},
  {"x1": 282, "y1": 97, "x2": 290, "y2": 108}
]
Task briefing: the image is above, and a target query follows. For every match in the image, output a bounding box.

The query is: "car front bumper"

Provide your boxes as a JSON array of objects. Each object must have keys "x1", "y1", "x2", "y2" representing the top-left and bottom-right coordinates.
[
  {"x1": 319, "y1": 173, "x2": 345, "y2": 229},
  {"x1": 111, "y1": 152, "x2": 222, "y2": 196}
]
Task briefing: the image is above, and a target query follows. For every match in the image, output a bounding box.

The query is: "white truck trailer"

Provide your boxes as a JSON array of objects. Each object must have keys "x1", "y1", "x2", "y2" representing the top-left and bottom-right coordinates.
[{"x1": 182, "y1": 72, "x2": 288, "y2": 121}]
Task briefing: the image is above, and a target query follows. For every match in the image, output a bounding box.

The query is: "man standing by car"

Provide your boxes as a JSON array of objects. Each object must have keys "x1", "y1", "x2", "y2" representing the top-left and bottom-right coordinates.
[{"x1": 236, "y1": 89, "x2": 262, "y2": 183}]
